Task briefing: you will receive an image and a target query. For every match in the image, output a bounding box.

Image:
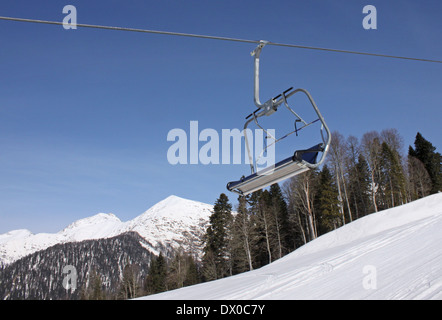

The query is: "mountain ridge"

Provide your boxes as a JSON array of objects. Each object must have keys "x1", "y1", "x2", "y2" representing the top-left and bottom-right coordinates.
[
  {"x1": 0, "y1": 231, "x2": 154, "y2": 300},
  {"x1": 0, "y1": 195, "x2": 213, "y2": 265}
]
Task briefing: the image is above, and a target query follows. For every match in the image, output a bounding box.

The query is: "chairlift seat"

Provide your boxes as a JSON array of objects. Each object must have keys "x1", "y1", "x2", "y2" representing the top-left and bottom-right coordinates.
[{"x1": 227, "y1": 143, "x2": 324, "y2": 196}]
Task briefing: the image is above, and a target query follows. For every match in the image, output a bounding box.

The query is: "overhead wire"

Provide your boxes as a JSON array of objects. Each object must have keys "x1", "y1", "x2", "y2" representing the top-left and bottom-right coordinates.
[{"x1": 0, "y1": 15, "x2": 441, "y2": 64}]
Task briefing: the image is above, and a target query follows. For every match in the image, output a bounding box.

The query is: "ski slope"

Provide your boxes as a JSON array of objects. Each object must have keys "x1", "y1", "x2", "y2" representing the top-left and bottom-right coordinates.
[{"x1": 141, "y1": 193, "x2": 442, "y2": 300}]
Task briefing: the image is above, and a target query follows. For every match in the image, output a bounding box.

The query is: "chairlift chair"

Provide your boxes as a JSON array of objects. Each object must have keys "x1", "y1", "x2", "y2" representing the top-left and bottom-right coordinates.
[{"x1": 226, "y1": 41, "x2": 331, "y2": 196}]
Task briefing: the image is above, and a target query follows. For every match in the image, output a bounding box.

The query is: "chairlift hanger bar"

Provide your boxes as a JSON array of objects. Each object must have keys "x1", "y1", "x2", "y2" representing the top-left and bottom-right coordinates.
[{"x1": 0, "y1": 16, "x2": 441, "y2": 64}]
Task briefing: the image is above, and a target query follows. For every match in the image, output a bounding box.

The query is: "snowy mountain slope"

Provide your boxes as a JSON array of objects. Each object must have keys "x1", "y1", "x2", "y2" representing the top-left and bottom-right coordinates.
[
  {"x1": 141, "y1": 193, "x2": 442, "y2": 300},
  {"x1": 0, "y1": 213, "x2": 123, "y2": 265},
  {"x1": 0, "y1": 195, "x2": 213, "y2": 265},
  {"x1": 125, "y1": 195, "x2": 213, "y2": 255},
  {"x1": 0, "y1": 232, "x2": 153, "y2": 300}
]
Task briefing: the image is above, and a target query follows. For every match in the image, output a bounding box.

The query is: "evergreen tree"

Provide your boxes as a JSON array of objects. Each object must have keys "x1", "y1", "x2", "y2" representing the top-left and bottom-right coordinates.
[
  {"x1": 351, "y1": 153, "x2": 371, "y2": 217},
  {"x1": 183, "y1": 254, "x2": 201, "y2": 287},
  {"x1": 409, "y1": 132, "x2": 442, "y2": 194},
  {"x1": 379, "y1": 142, "x2": 407, "y2": 208},
  {"x1": 202, "y1": 193, "x2": 233, "y2": 280},
  {"x1": 315, "y1": 165, "x2": 340, "y2": 235},
  {"x1": 144, "y1": 253, "x2": 167, "y2": 294},
  {"x1": 85, "y1": 269, "x2": 105, "y2": 300}
]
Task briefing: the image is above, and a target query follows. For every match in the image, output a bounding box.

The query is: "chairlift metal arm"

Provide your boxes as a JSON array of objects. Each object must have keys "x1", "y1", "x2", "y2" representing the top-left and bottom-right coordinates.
[{"x1": 251, "y1": 40, "x2": 269, "y2": 109}]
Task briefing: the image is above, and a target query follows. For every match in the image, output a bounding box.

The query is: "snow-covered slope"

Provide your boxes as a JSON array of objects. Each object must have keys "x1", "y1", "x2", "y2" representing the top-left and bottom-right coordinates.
[
  {"x1": 0, "y1": 213, "x2": 122, "y2": 265},
  {"x1": 0, "y1": 195, "x2": 213, "y2": 265},
  {"x1": 126, "y1": 195, "x2": 213, "y2": 254},
  {"x1": 141, "y1": 193, "x2": 442, "y2": 300}
]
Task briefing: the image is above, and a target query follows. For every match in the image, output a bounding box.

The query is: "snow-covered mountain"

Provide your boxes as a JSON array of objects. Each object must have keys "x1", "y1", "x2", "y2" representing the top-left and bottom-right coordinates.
[
  {"x1": 0, "y1": 232, "x2": 153, "y2": 300},
  {"x1": 141, "y1": 193, "x2": 442, "y2": 300},
  {"x1": 126, "y1": 195, "x2": 213, "y2": 254},
  {"x1": 0, "y1": 195, "x2": 213, "y2": 265}
]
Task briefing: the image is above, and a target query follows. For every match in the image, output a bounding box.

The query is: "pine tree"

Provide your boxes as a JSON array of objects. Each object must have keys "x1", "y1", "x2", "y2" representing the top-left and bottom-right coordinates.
[
  {"x1": 144, "y1": 253, "x2": 167, "y2": 294},
  {"x1": 202, "y1": 193, "x2": 233, "y2": 280},
  {"x1": 315, "y1": 165, "x2": 340, "y2": 235},
  {"x1": 86, "y1": 269, "x2": 105, "y2": 300},
  {"x1": 183, "y1": 254, "x2": 201, "y2": 287},
  {"x1": 351, "y1": 153, "x2": 371, "y2": 217},
  {"x1": 409, "y1": 132, "x2": 441, "y2": 194},
  {"x1": 379, "y1": 142, "x2": 407, "y2": 208}
]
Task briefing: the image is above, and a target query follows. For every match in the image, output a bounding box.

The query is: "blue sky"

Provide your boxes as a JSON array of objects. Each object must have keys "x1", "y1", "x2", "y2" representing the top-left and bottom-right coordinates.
[{"x1": 0, "y1": 0, "x2": 441, "y2": 233}]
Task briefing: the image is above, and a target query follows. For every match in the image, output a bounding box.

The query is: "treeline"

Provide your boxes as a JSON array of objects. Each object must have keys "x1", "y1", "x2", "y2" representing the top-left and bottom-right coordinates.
[
  {"x1": 200, "y1": 130, "x2": 441, "y2": 280},
  {"x1": 79, "y1": 249, "x2": 202, "y2": 300}
]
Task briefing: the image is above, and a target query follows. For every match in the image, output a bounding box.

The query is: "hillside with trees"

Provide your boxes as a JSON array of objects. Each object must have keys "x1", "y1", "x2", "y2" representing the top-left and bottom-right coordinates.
[{"x1": 200, "y1": 129, "x2": 441, "y2": 279}]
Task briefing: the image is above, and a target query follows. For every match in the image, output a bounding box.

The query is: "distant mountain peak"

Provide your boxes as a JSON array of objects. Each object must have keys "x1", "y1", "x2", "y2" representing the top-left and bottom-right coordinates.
[
  {"x1": 0, "y1": 229, "x2": 33, "y2": 245},
  {"x1": 163, "y1": 194, "x2": 182, "y2": 201},
  {"x1": 58, "y1": 213, "x2": 122, "y2": 241},
  {"x1": 139, "y1": 195, "x2": 213, "y2": 220},
  {"x1": 62, "y1": 212, "x2": 121, "y2": 230},
  {"x1": 0, "y1": 196, "x2": 214, "y2": 265},
  {"x1": 156, "y1": 194, "x2": 202, "y2": 206}
]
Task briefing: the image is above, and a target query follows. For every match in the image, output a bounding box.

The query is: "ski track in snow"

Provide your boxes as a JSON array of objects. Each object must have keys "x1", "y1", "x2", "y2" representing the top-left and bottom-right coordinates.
[{"x1": 141, "y1": 193, "x2": 442, "y2": 300}]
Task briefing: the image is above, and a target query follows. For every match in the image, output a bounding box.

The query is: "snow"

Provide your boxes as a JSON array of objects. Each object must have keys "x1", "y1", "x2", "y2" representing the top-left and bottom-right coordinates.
[
  {"x1": 58, "y1": 213, "x2": 123, "y2": 241},
  {"x1": 140, "y1": 193, "x2": 442, "y2": 300},
  {"x1": 127, "y1": 195, "x2": 213, "y2": 250},
  {"x1": 0, "y1": 195, "x2": 213, "y2": 265},
  {"x1": 0, "y1": 229, "x2": 33, "y2": 245}
]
